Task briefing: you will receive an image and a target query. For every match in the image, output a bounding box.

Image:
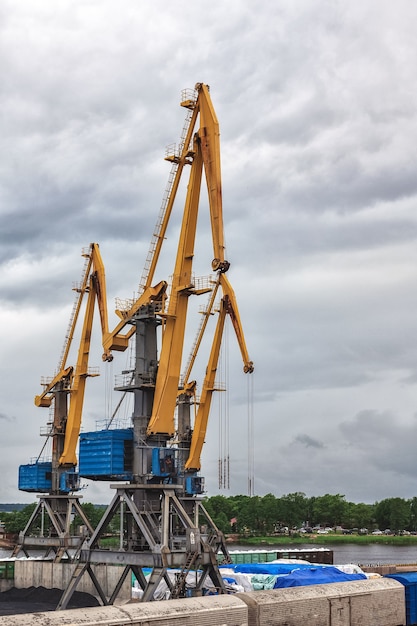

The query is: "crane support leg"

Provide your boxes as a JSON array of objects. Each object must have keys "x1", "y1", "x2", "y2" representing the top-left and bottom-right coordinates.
[{"x1": 57, "y1": 483, "x2": 231, "y2": 608}]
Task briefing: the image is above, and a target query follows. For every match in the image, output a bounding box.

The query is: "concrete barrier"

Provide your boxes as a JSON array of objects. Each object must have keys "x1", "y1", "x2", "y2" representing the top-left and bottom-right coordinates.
[
  {"x1": 237, "y1": 578, "x2": 405, "y2": 626},
  {"x1": 0, "y1": 577, "x2": 407, "y2": 626},
  {"x1": 0, "y1": 594, "x2": 248, "y2": 626}
]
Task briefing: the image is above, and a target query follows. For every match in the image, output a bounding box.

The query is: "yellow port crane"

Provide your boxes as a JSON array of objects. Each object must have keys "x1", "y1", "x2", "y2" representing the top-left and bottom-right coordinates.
[
  {"x1": 15, "y1": 243, "x2": 111, "y2": 560},
  {"x1": 23, "y1": 243, "x2": 110, "y2": 490},
  {"x1": 46, "y1": 82, "x2": 253, "y2": 484},
  {"x1": 18, "y1": 85, "x2": 254, "y2": 593},
  {"x1": 58, "y1": 83, "x2": 254, "y2": 606}
]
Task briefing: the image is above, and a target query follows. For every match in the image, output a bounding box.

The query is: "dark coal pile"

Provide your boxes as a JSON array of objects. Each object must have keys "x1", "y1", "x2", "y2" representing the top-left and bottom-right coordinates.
[{"x1": 0, "y1": 586, "x2": 100, "y2": 615}]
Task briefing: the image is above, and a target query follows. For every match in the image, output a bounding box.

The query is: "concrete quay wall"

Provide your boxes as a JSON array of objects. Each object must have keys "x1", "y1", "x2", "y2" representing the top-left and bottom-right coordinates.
[
  {"x1": 0, "y1": 577, "x2": 406, "y2": 626},
  {"x1": 14, "y1": 560, "x2": 131, "y2": 602}
]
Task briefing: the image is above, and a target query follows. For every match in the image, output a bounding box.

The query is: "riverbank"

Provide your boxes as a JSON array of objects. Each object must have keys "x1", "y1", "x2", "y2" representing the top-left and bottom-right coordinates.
[
  {"x1": 226, "y1": 541, "x2": 417, "y2": 572},
  {"x1": 230, "y1": 534, "x2": 417, "y2": 546}
]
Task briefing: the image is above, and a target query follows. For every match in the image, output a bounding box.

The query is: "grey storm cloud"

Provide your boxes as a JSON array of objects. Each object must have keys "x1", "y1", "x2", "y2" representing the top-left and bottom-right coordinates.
[
  {"x1": 2, "y1": 0, "x2": 417, "y2": 505},
  {"x1": 293, "y1": 434, "x2": 325, "y2": 449}
]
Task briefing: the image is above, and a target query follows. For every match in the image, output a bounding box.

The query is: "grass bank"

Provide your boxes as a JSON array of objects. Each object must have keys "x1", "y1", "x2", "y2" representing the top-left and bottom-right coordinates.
[
  {"x1": 234, "y1": 534, "x2": 417, "y2": 546},
  {"x1": 96, "y1": 534, "x2": 417, "y2": 549}
]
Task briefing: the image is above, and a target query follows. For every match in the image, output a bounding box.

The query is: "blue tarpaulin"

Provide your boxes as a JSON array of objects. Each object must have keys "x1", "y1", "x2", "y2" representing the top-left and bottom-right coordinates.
[
  {"x1": 273, "y1": 566, "x2": 366, "y2": 588},
  {"x1": 221, "y1": 562, "x2": 367, "y2": 588},
  {"x1": 224, "y1": 562, "x2": 318, "y2": 575}
]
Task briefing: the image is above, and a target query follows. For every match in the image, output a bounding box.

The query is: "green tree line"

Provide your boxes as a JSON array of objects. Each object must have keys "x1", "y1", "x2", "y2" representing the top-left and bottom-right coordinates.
[
  {"x1": 203, "y1": 493, "x2": 417, "y2": 536},
  {"x1": 0, "y1": 502, "x2": 106, "y2": 535},
  {"x1": 3, "y1": 494, "x2": 417, "y2": 537}
]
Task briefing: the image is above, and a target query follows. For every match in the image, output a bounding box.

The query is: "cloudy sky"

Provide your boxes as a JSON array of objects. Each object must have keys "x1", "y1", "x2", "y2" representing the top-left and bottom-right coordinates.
[{"x1": 2, "y1": 1, "x2": 417, "y2": 506}]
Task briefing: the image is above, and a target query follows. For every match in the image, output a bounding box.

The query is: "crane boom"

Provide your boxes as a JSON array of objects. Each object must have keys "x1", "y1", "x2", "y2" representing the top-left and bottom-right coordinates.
[
  {"x1": 218, "y1": 273, "x2": 254, "y2": 374},
  {"x1": 147, "y1": 136, "x2": 205, "y2": 436},
  {"x1": 141, "y1": 96, "x2": 200, "y2": 293},
  {"x1": 56, "y1": 244, "x2": 111, "y2": 466},
  {"x1": 198, "y1": 83, "x2": 228, "y2": 272},
  {"x1": 58, "y1": 269, "x2": 98, "y2": 466},
  {"x1": 58, "y1": 250, "x2": 93, "y2": 372},
  {"x1": 184, "y1": 296, "x2": 227, "y2": 471},
  {"x1": 184, "y1": 273, "x2": 253, "y2": 472},
  {"x1": 32, "y1": 244, "x2": 110, "y2": 473},
  {"x1": 147, "y1": 83, "x2": 234, "y2": 438}
]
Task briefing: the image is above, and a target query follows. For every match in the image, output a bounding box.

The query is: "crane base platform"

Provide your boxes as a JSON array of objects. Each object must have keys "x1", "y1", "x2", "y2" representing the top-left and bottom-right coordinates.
[
  {"x1": 57, "y1": 483, "x2": 231, "y2": 609},
  {"x1": 12, "y1": 495, "x2": 94, "y2": 563}
]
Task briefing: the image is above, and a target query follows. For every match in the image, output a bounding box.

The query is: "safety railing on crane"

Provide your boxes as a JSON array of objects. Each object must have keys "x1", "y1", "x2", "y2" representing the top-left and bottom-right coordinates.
[
  {"x1": 39, "y1": 376, "x2": 71, "y2": 391},
  {"x1": 94, "y1": 417, "x2": 131, "y2": 431},
  {"x1": 114, "y1": 296, "x2": 136, "y2": 313},
  {"x1": 39, "y1": 376, "x2": 53, "y2": 387},
  {"x1": 180, "y1": 88, "x2": 198, "y2": 109},
  {"x1": 179, "y1": 382, "x2": 226, "y2": 401},
  {"x1": 113, "y1": 371, "x2": 155, "y2": 388},
  {"x1": 40, "y1": 424, "x2": 54, "y2": 437},
  {"x1": 28, "y1": 456, "x2": 50, "y2": 464}
]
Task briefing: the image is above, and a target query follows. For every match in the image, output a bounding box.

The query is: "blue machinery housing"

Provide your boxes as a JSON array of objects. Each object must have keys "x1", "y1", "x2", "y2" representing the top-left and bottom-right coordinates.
[
  {"x1": 79, "y1": 429, "x2": 203, "y2": 494},
  {"x1": 18, "y1": 462, "x2": 78, "y2": 494},
  {"x1": 79, "y1": 428, "x2": 134, "y2": 481},
  {"x1": 18, "y1": 428, "x2": 204, "y2": 495},
  {"x1": 387, "y1": 572, "x2": 417, "y2": 626}
]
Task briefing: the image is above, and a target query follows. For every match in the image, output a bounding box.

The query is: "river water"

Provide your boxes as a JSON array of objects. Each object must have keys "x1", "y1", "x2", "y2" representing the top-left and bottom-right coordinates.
[
  {"x1": 227, "y1": 543, "x2": 417, "y2": 566},
  {"x1": 2, "y1": 543, "x2": 417, "y2": 567}
]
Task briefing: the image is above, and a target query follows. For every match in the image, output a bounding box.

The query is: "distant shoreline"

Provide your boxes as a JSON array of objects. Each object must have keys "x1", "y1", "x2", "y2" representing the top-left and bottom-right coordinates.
[{"x1": 228, "y1": 533, "x2": 417, "y2": 546}]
